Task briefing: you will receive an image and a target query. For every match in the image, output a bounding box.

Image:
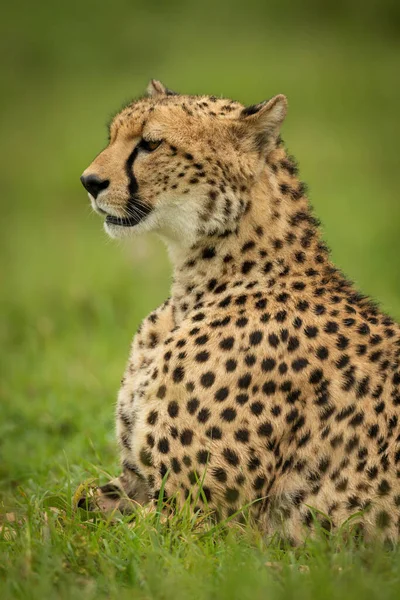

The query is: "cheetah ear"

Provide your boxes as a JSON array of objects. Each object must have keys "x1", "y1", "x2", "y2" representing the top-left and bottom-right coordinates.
[
  {"x1": 240, "y1": 94, "x2": 287, "y2": 149},
  {"x1": 146, "y1": 79, "x2": 178, "y2": 97}
]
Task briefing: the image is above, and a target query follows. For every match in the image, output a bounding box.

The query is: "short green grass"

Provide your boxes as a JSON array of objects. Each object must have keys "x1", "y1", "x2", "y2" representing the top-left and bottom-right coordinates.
[
  {"x1": 2, "y1": 1, "x2": 400, "y2": 598},
  {"x1": 3, "y1": 493, "x2": 400, "y2": 600}
]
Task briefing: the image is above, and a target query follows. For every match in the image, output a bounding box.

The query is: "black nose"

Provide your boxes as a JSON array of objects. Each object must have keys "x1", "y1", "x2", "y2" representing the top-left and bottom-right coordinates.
[{"x1": 80, "y1": 174, "x2": 110, "y2": 199}]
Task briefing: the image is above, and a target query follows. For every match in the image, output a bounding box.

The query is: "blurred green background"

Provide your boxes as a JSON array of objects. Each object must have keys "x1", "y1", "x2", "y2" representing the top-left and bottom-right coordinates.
[{"x1": 1, "y1": 0, "x2": 400, "y2": 500}]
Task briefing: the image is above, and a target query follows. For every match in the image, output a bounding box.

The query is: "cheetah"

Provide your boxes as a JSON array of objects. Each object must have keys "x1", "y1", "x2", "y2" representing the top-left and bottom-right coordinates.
[{"x1": 79, "y1": 79, "x2": 400, "y2": 543}]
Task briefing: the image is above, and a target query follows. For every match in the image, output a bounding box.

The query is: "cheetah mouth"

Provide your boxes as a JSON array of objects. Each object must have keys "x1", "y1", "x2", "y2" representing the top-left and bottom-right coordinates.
[
  {"x1": 105, "y1": 214, "x2": 143, "y2": 227},
  {"x1": 102, "y1": 198, "x2": 153, "y2": 228}
]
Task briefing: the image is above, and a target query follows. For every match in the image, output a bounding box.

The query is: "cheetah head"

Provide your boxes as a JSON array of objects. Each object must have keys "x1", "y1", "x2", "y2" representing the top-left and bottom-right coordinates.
[{"x1": 81, "y1": 80, "x2": 287, "y2": 249}]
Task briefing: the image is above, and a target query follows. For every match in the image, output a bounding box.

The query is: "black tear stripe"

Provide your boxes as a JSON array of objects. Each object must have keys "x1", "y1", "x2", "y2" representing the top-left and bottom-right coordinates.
[
  {"x1": 125, "y1": 146, "x2": 139, "y2": 197},
  {"x1": 123, "y1": 145, "x2": 152, "y2": 225}
]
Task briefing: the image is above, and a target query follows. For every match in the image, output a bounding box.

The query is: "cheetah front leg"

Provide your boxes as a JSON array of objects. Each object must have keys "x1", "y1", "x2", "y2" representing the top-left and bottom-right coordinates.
[
  {"x1": 76, "y1": 301, "x2": 175, "y2": 515},
  {"x1": 76, "y1": 463, "x2": 150, "y2": 514}
]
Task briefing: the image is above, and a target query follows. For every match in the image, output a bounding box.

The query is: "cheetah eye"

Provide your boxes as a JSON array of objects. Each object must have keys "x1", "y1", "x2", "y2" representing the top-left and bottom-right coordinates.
[{"x1": 138, "y1": 139, "x2": 163, "y2": 152}]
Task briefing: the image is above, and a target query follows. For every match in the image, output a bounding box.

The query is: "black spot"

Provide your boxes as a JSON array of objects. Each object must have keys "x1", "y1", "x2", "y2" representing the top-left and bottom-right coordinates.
[
  {"x1": 235, "y1": 429, "x2": 249, "y2": 443},
  {"x1": 173, "y1": 367, "x2": 185, "y2": 383},
  {"x1": 249, "y1": 331, "x2": 263, "y2": 345},
  {"x1": 262, "y1": 380, "x2": 276, "y2": 396},
  {"x1": 324, "y1": 321, "x2": 339, "y2": 334},
  {"x1": 221, "y1": 407, "x2": 237, "y2": 422},
  {"x1": 263, "y1": 261, "x2": 273, "y2": 274},
  {"x1": 297, "y1": 431, "x2": 311, "y2": 447},
  {"x1": 225, "y1": 488, "x2": 239, "y2": 503},
  {"x1": 293, "y1": 317, "x2": 302, "y2": 329},
  {"x1": 247, "y1": 455, "x2": 261, "y2": 472},
  {"x1": 343, "y1": 318, "x2": 355, "y2": 327},
  {"x1": 356, "y1": 376, "x2": 370, "y2": 399},
  {"x1": 369, "y1": 351, "x2": 382, "y2": 363},
  {"x1": 309, "y1": 369, "x2": 323, "y2": 384},
  {"x1": 297, "y1": 300, "x2": 309, "y2": 312},
  {"x1": 335, "y1": 478, "x2": 348, "y2": 492},
  {"x1": 147, "y1": 410, "x2": 158, "y2": 425},
  {"x1": 292, "y1": 281, "x2": 306, "y2": 291},
  {"x1": 218, "y1": 296, "x2": 231, "y2": 308},
  {"x1": 280, "y1": 329, "x2": 289, "y2": 342},
  {"x1": 287, "y1": 336, "x2": 300, "y2": 352},
  {"x1": 378, "y1": 479, "x2": 391, "y2": 496},
  {"x1": 182, "y1": 456, "x2": 192, "y2": 467},
  {"x1": 250, "y1": 401, "x2": 264, "y2": 416},
  {"x1": 392, "y1": 372, "x2": 400, "y2": 385},
  {"x1": 188, "y1": 470, "x2": 198, "y2": 485},
  {"x1": 236, "y1": 393, "x2": 249, "y2": 405},
  {"x1": 257, "y1": 421, "x2": 273, "y2": 437},
  {"x1": 214, "y1": 283, "x2": 228, "y2": 294},
  {"x1": 357, "y1": 323, "x2": 370, "y2": 336},
  {"x1": 277, "y1": 293, "x2": 289, "y2": 303},
  {"x1": 197, "y1": 450, "x2": 209, "y2": 464},
  {"x1": 206, "y1": 426, "x2": 222, "y2": 440},
  {"x1": 268, "y1": 333, "x2": 280, "y2": 348},
  {"x1": 139, "y1": 448, "x2": 153, "y2": 467},
  {"x1": 171, "y1": 457, "x2": 181, "y2": 473},
  {"x1": 180, "y1": 429, "x2": 193, "y2": 445},
  {"x1": 376, "y1": 510, "x2": 391, "y2": 529},
  {"x1": 336, "y1": 405, "x2": 356, "y2": 422},
  {"x1": 245, "y1": 354, "x2": 256, "y2": 367},
  {"x1": 215, "y1": 387, "x2": 229, "y2": 402},
  {"x1": 158, "y1": 438, "x2": 170, "y2": 454},
  {"x1": 242, "y1": 261, "x2": 256, "y2": 275},
  {"x1": 286, "y1": 408, "x2": 299, "y2": 423},
  {"x1": 167, "y1": 402, "x2": 179, "y2": 418},
  {"x1": 213, "y1": 467, "x2": 227, "y2": 482},
  {"x1": 314, "y1": 304, "x2": 325, "y2": 315},
  {"x1": 349, "y1": 412, "x2": 364, "y2": 427},
  {"x1": 197, "y1": 408, "x2": 211, "y2": 423},
  {"x1": 304, "y1": 326, "x2": 318, "y2": 338},
  {"x1": 157, "y1": 385, "x2": 167, "y2": 399},
  {"x1": 316, "y1": 347, "x2": 329, "y2": 360},
  {"x1": 356, "y1": 344, "x2": 367, "y2": 356},
  {"x1": 192, "y1": 312, "x2": 205, "y2": 322},
  {"x1": 255, "y1": 298, "x2": 267, "y2": 310},
  {"x1": 238, "y1": 373, "x2": 252, "y2": 389},
  {"x1": 336, "y1": 335, "x2": 349, "y2": 350},
  {"x1": 236, "y1": 317, "x2": 248, "y2": 328},
  {"x1": 195, "y1": 350, "x2": 210, "y2": 363},
  {"x1": 261, "y1": 358, "x2": 276, "y2": 372},
  {"x1": 187, "y1": 397, "x2": 199, "y2": 414},
  {"x1": 292, "y1": 358, "x2": 309, "y2": 372},
  {"x1": 223, "y1": 448, "x2": 240, "y2": 466},
  {"x1": 241, "y1": 240, "x2": 256, "y2": 252},
  {"x1": 226, "y1": 359, "x2": 237, "y2": 372},
  {"x1": 336, "y1": 354, "x2": 350, "y2": 369},
  {"x1": 271, "y1": 405, "x2": 282, "y2": 417},
  {"x1": 200, "y1": 372, "x2": 215, "y2": 388},
  {"x1": 202, "y1": 247, "x2": 216, "y2": 260},
  {"x1": 220, "y1": 337, "x2": 234, "y2": 350},
  {"x1": 275, "y1": 310, "x2": 287, "y2": 322}
]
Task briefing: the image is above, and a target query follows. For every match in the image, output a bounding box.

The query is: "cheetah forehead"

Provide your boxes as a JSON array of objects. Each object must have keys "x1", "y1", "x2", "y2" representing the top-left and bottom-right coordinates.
[{"x1": 110, "y1": 92, "x2": 246, "y2": 137}]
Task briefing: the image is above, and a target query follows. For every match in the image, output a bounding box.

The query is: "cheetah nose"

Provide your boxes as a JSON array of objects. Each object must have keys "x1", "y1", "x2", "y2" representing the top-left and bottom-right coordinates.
[{"x1": 80, "y1": 174, "x2": 110, "y2": 199}]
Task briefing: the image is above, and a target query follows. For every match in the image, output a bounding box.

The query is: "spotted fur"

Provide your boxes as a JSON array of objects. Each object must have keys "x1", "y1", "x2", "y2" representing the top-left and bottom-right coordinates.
[{"x1": 79, "y1": 80, "x2": 400, "y2": 543}]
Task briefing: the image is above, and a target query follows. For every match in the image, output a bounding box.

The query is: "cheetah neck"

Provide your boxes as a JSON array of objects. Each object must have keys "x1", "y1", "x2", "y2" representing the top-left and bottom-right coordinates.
[{"x1": 169, "y1": 144, "x2": 336, "y2": 325}]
